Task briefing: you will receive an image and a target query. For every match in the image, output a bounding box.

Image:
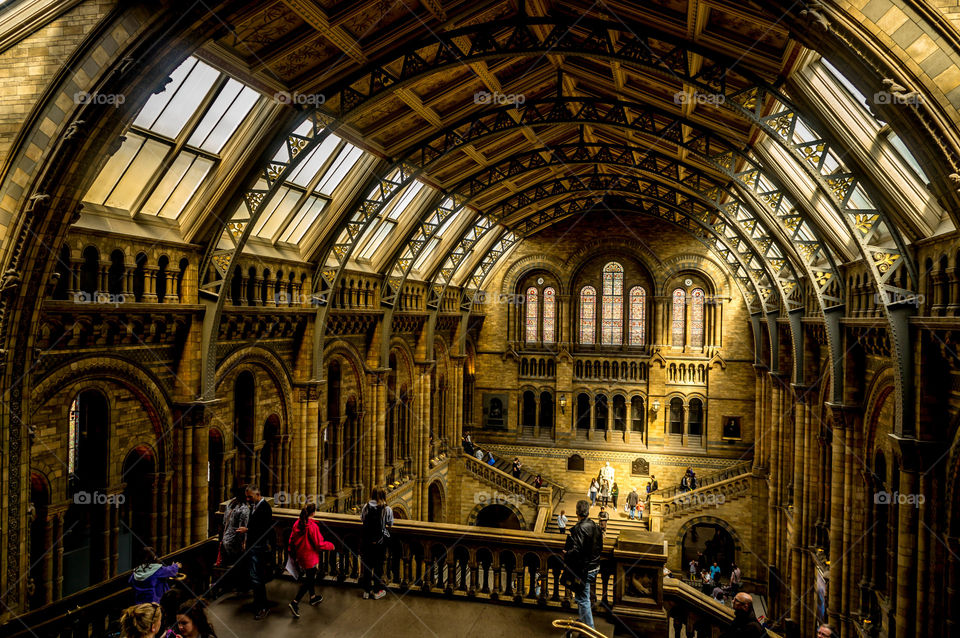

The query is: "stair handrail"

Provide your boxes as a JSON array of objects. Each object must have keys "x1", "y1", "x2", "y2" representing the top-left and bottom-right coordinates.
[
  {"x1": 462, "y1": 451, "x2": 541, "y2": 505},
  {"x1": 655, "y1": 459, "x2": 753, "y2": 501}
]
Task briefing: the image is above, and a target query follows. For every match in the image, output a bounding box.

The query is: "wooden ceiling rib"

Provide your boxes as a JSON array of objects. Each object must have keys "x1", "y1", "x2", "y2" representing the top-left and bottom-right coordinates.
[{"x1": 208, "y1": 0, "x2": 798, "y2": 233}]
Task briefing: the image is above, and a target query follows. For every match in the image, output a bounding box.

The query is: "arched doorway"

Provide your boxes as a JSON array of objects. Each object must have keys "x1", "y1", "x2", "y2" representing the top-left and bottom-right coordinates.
[
  {"x1": 681, "y1": 521, "x2": 737, "y2": 578},
  {"x1": 233, "y1": 371, "x2": 256, "y2": 485},
  {"x1": 538, "y1": 391, "x2": 553, "y2": 435},
  {"x1": 119, "y1": 447, "x2": 155, "y2": 572},
  {"x1": 63, "y1": 389, "x2": 110, "y2": 594},
  {"x1": 428, "y1": 482, "x2": 443, "y2": 523},
  {"x1": 260, "y1": 414, "x2": 281, "y2": 496},
  {"x1": 475, "y1": 504, "x2": 522, "y2": 530}
]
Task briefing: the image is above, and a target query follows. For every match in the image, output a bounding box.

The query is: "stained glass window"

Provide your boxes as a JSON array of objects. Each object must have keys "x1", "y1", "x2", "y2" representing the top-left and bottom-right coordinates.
[
  {"x1": 601, "y1": 262, "x2": 623, "y2": 345},
  {"x1": 543, "y1": 287, "x2": 556, "y2": 343},
  {"x1": 691, "y1": 288, "x2": 705, "y2": 347},
  {"x1": 580, "y1": 286, "x2": 597, "y2": 344},
  {"x1": 68, "y1": 396, "x2": 79, "y2": 475},
  {"x1": 672, "y1": 288, "x2": 686, "y2": 346},
  {"x1": 629, "y1": 286, "x2": 646, "y2": 346},
  {"x1": 525, "y1": 287, "x2": 539, "y2": 343}
]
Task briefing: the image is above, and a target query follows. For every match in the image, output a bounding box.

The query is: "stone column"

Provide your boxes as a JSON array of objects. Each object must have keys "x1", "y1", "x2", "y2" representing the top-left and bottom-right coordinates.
[
  {"x1": 302, "y1": 385, "x2": 319, "y2": 496},
  {"x1": 371, "y1": 373, "x2": 387, "y2": 487},
  {"x1": 145, "y1": 267, "x2": 158, "y2": 303},
  {"x1": 624, "y1": 398, "x2": 632, "y2": 444},
  {"x1": 53, "y1": 510, "x2": 65, "y2": 601},
  {"x1": 788, "y1": 393, "x2": 808, "y2": 628},
  {"x1": 826, "y1": 403, "x2": 850, "y2": 635},
  {"x1": 767, "y1": 374, "x2": 782, "y2": 579}
]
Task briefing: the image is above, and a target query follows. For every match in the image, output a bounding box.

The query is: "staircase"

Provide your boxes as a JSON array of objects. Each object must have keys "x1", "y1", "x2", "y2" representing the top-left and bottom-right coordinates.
[
  {"x1": 648, "y1": 460, "x2": 755, "y2": 530},
  {"x1": 543, "y1": 502, "x2": 651, "y2": 534},
  {"x1": 490, "y1": 456, "x2": 565, "y2": 506}
]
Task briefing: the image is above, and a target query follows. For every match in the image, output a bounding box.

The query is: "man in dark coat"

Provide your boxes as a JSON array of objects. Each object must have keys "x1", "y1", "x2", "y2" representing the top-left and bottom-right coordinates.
[
  {"x1": 237, "y1": 486, "x2": 274, "y2": 620},
  {"x1": 720, "y1": 592, "x2": 766, "y2": 638},
  {"x1": 563, "y1": 499, "x2": 603, "y2": 628}
]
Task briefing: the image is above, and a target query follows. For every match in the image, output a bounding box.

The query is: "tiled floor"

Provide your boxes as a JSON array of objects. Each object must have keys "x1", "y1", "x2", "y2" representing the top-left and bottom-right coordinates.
[{"x1": 207, "y1": 579, "x2": 616, "y2": 637}]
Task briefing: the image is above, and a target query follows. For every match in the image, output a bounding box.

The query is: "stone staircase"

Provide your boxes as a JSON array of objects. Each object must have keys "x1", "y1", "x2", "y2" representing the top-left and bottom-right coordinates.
[
  {"x1": 648, "y1": 459, "x2": 755, "y2": 530},
  {"x1": 489, "y1": 456, "x2": 565, "y2": 506},
  {"x1": 543, "y1": 502, "x2": 651, "y2": 535}
]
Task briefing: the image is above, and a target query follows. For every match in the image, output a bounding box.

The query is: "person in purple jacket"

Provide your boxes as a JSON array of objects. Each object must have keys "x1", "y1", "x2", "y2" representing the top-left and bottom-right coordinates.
[{"x1": 128, "y1": 547, "x2": 180, "y2": 604}]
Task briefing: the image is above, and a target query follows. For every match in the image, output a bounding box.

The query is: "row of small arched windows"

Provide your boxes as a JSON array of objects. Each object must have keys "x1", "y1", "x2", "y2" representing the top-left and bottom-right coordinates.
[{"x1": 52, "y1": 245, "x2": 187, "y2": 303}]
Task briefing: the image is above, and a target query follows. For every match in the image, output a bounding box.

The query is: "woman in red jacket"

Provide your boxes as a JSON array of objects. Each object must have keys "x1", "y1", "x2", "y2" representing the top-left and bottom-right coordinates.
[{"x1": 287, "y1": 503, "x2": 334, "y2": 618}]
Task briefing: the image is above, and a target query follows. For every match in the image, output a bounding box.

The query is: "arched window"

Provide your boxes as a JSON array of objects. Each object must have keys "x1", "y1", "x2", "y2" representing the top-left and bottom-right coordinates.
[
  {"x1": 525, "y1": 286, "x2": 538, "y2": 343},
  {"x1": 691, "y1": 288, "x2": 705, "y2": 347},
  {"x1": 579, "y1": 286, "x2": 597, "y2": 344},
  {"x1": 601, "y1": 262, "x2": 623, "y2": 345},
  {"x1": 543, "y1": 287, "x2": 556, "y2": 343},
  {"x1": 669, "y1": 398, "x2": 684, "y2": 435},
  {"x1": 629, "y1": 286, "x2": 646, "y2": 346},
  {"x1": 672, "y1": 288, "x2": 686, "y2": 346}
]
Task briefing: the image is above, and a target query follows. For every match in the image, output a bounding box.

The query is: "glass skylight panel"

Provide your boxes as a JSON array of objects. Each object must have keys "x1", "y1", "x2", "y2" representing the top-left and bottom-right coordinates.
[
  {"x1": 135, "y1": 57, "x2": 220, "y2": 139},
  {"x1": 889, "y1": 133, "x2": 931, "y2": 184},
  {"x1": 279, "y1": 195, "x2": 327, "y2": 244},
  {"x1": 413, "y1": 237, "x2": 440, "y2": 271},
  {"x1": 83, "y1": 134, "x2": 145, "y2": 205},
  {"x1": 141, "y1": 151, "x2": 213, "y2": 218},
  {"x1": 317, "y1": 145, "x2": 364, "y2": 195},
  {"x1": 187, "y1": 80, "x2": 260, "y2": 153},
  {"x1": 436, "y1": 205, "x2": 465, "y2": 237},
  {"x1": 252, "y1": 186, "x2": 301, "y2": 236},
  {"x1": 358, "y1": 220, "x2": 395, "y2": 259},
  {"x1": 103, "y1": 137, "x2": 168, "y2": 210},
  {"x1": 821, "y1": 59, "x2": 871, "y2": 110},
  {"x1": 288, "y1": 135, "x2": 341, "y2": 187},
  {"x1": 386, "y1": 181, "x2": 425, "y2": 219}
]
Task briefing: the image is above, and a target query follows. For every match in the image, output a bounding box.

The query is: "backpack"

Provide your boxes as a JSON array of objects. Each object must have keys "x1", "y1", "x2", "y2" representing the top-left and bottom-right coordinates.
[{"x1": 362, "y1": 504, "x2": 387, "y2": 545}]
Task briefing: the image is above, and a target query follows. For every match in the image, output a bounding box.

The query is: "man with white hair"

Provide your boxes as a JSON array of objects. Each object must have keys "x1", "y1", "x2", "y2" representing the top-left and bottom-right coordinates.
[{"x1": 816, "y1": 625, "x2": 833, "y2": 637}]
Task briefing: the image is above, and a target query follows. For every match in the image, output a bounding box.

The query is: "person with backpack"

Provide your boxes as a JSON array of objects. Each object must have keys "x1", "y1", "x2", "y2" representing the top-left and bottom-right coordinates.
[
  {"x1": 287, "y1": 503, "x2": 335, "y2": 618},
  {"x1": 359, "y1": 487, "x2": 393, "y2": 600}
]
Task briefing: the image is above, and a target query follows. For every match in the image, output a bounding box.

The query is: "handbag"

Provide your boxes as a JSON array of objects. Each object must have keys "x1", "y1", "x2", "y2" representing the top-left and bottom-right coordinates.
[{"x1": 561, "y1": 567, "x2": 584, "y2": 591}]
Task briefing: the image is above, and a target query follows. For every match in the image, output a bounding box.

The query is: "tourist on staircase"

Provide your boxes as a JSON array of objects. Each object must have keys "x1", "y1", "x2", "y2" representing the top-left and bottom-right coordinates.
[
  {"x1": 720, "y1": 593, "x2": 767, "y2": 638},
  {"x1": 557, "y1": 509, "x2": 568, "y2": 533},
  {"x1": 533, "y1": 473, "x2": 543, "y2": 489},
  {"x1": 512, "y1": 457, "x2": 523, "y2": 479},
  {"x1": 588, "y1": 478, "x2": 598, "y2": 507},
  {"x1": 128, "y1": 547, "x2": 180, "y2": 604},
  {"x1": 236, "y1": 485, "x2": 274, "y2": 621},
  {"x1": 626, "y1": 487, "x2": 639, "y2": 520},
  {"x1": 287, "y1": 503, "x2": 334, "y2": 618},
  {"x1": 610, "y1": 482, "x2": 619, "y2": 510},
  {"x1": 118, "y1": 603, "x2": 166, "y2": 638}
]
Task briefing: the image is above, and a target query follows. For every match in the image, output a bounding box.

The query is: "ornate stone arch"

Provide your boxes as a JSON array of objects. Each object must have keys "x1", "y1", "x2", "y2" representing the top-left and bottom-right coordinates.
[
  {"x1": 862, "y1": 365, "x2": 895, "y2": 460},
  {"x1": 658, "y1": 253, "x2": 729, "y2": 298},
  {"x1": 674, "y1": 515, "x2": 745, "y2": 556},
  {"x1": 465, "y1": 499, "x2": 529, "y2": 530},
  {"x1": 216, "y1": 346, "x2": 295, "y2": 434},
  {"x1": 498, "y1": 253, "x2": 566, "y2": 296}
]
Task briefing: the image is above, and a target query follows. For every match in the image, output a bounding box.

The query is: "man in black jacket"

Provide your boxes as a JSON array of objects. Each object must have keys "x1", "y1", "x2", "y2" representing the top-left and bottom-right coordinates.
[
  {"x1": 720, "y1": 592, "x2": 767, "y2": 638},
  {"x1": 236, "y1": 486, "x2": 274, "y2": 620},
  {"x1": 563, "y1": 499, "x2": 603, "y2": 628}
]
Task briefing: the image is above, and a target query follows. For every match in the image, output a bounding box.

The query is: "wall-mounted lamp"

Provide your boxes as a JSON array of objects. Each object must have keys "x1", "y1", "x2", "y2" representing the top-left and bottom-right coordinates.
[{"x1": 559, "y1": 393, "x2": 567, "y2": 414}]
